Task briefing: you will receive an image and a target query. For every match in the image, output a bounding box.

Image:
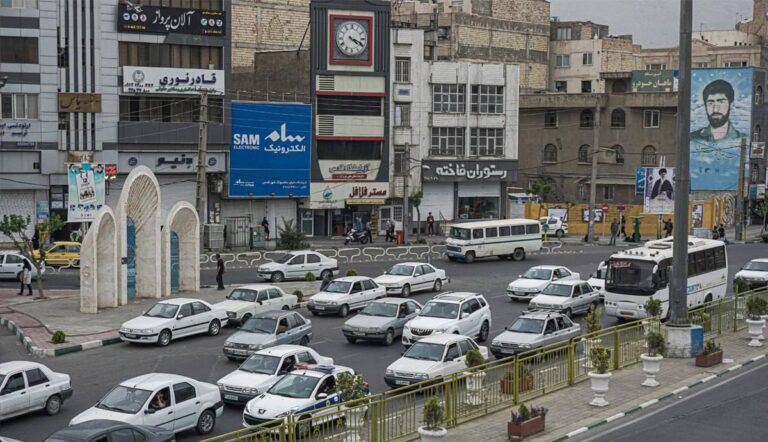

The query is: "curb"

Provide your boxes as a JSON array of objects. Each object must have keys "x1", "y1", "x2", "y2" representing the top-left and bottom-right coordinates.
[
  {"x1": 0, "y1": 316, "x2": 122, "y2": 358},
  {"x1": 549, "y1": 353, "x2": 768, "y2": 442}
]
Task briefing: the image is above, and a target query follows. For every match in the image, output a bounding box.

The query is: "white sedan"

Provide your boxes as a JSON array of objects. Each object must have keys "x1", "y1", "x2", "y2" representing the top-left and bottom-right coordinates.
[
  {"x1": 0, "y1": 252, "x2": 44, "y2": 281},
  {"x1": 0, "y1": 361, "x2": 72, "y2": 421},
  {"x1": 374, "y1": 262, "x2": 449, "y2": 297},
  {"x1": 214, "y1": 285, "x2": 299, "y2": 325},
  {"x1": 507, "y1": 265, "x2": 581, "y2": 301},
  {"x1": 70, "y1": 373, "x2": 223, "y2": 435},
  {"x1": 119, "y1": 298, "x2": 229, "y2": 346},
  {"x1": 257, "y1": 251, "x2": 339, "y2": 283},
  {"x1": 307, "y1": 276, "x2": 386, "y2": 317}
]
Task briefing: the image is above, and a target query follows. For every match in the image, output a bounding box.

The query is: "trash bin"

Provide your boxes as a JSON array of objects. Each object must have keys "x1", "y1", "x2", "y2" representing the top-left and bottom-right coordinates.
[{"x1": 396, "y1": 230, "x2": 404, "y2": 245}]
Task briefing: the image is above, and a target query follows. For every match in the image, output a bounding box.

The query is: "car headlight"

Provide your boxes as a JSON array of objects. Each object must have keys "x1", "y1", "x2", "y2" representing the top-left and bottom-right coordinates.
[
  {"x1": 217, "y1": 383, "x2": 224, "y2": 388},
  {"x1": 245, "y1": 387, "x2": 261, "y2": 395},
  {"x1": 434, "y1": 328, "x2": 447, "y2": 333},
  {"x1": 385, "y1": 369, "x2": 395, "y2": 376},
  {"x1": 491, "y1": 340, "x2": 501, "y2": 346},
  {"x1": 328, "y1": 301, "x2": 339, "y2": 306},
  {"x1": 404, "y1": 326, "x2": 410, "y2": 332},
  {"x1": 415, "y1": 373, "x2": 430, "y2": 380},
  {"x1": 224, "y1": 342, "x2": 234, "y2": 348},
  {"x1": 276, "y1": 407, "x2": 299, "y2": 418},
  {"x1": 519, "y1": 344, "x2": 532, "y2": 349},
  {"x1": 248, "y1": 344, "x2": 263, "y2": 350}
]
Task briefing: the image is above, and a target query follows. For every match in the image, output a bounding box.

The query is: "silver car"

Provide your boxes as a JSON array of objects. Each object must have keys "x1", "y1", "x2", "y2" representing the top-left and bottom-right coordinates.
[
  {"x1": 489, "y1": 311, "x2": 581, "y2": 359},
  {"x1": 222, "y1": 310, "x2": 312, "y2": 361},
  {"x1": 342, "y1": 298, "x2": 423, "y2": 346}
]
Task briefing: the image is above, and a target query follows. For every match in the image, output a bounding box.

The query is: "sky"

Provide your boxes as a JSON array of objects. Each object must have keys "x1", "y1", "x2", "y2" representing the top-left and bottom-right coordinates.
[{"x1": 550, "y1": 0, "x2": 755, "y2": 48}]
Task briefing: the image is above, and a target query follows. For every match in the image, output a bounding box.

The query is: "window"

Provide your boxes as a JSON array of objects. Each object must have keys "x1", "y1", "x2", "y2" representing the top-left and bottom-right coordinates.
[
  {"x1": 268, "y1": 288, "x2": 283, "y2": 300},
  {"x1": 470, "y1": 85, "x2": 504, "y2": 114},
  {"x1": 643, "y1": 110, "x2": 660, "y2": 128},
  {"x1": 555, "y1": 54, "x2": 571, "y2": 68},
  {"x1": 610, "y1": 109, "x2": 626, "y2": 128},
  {"x1": 2, "y1": 373, "x2": 25, "y2": 394},
  {"x1": 420, "y1": 265, "x2": 435, "y2": 275},
  {"x1": 756, "y1": 86, "x2": 764, "y2": 105},
  {"x1": 581, "y1": 80, "x2": 592, "y2": 93},
  {"x1": 511, "y1": 225, "x2": 525, "y2": 235},
  {"x1": 110, "y1": 429, "x2": 147, "y2": 442},
  {"x1": 582, "y1": 52, "x2": 593, "y2": 65},
  {"x1": 394, "y1": 150, "x2": 408, "y2": 175},
  {"x1": 432, "y1": 84, "x2": 466, "y2": 113},
  {"x1": 191, "y1": 302, "x2": 209, "y2": 315},
  {"x1": 526, "y1": 224, "x2": 540, "y2": 234},
  {"x1": 297, "y1": 351, "x2": 316, "y2": 364},
  {"x1": 499, "y1": 226, "x2": 511, "y2": 236},
  {"x1": 543, "y1": 144, "x2": 558, "y2": 163},
  {"x1": 613, "y1": 145, "x2": 625, "y2": 164},
  {"x1": 119, "y1": 42, "x2": 222, "y2": 69},
  {"x1": 578, "y1": 145, "x2": 591, "y2": 163},
  {"x1": 485, "y1": 227, "x2": 498, "y2": 238},
  {"x1": 754, "y1": 124, "x2": 761, "y2": 142},
  {"x1": 645, "y1": 63, "x2": 667, "y2": 70},
  {"x1": 467, "y1": 299, "x2": 481, "y2": 313},
  {"x1": 580, "y1": 109, "x2": 594, "y2": 128},
  {"x1": 257, "y1": 290, "x2": 269, "y2": 302},
  {"x1": 25, "y1": 369, "x2": 49, "y2": 387},
  {"x1": 142, "y1": 0, "x2": 222, "y2": 7},
  {"x1": 460, "y1": 197, "x2": 499, "y2": 220},
  {"x1": 472, "y1": 229, "x2": 484, "y2": 239},
  {"x1": 395, "y1": 57, "x2": 411, "y2": 82},
  {"x1": 317, "y1": 140, "x2": 381, "y2": 160},
  {"x1": 0, "y1": 37, "x2": 38, "y2": 63},
  {"x1": 554, "y1": 27, "x2": 572, "y2": 41},
  {"x1": 317, "y1": 96, "x2": 381, "y2": 116},
  {"x1": 178, "y1": 303, "x2": 192, "y2": 317},
  {"x1": 723, "y1": 61, "x2": 748, "y2": 67},
  {"x1": 470, "y1": 128, "x2": 504, "y2": 156},
  {"x1": 306, "y1": 254, "x2": 320, "y2": 264},
  {"x1": 544, "y1": 111, "x2": 558, "y2": 128},
  {"x1": 0, "y1": 94, "x2": 38, "y2": 120},
  {"x1": 603, "y1": 185, "x2": 615, "y2": 200},
  {"x1": 696, "y1": 62, "x2": 709, "y2": 68},
  {"x1": 292, "y1": 313, "x2": 306, "y2": 326},
  {"x1": 351, "y1": 282, "x2": 363, "y2": 293},
  {"x1": 430, "y1": 127, "x2": 465, "y2": 156},
  {"x1": 554, "y1": 81, "x2": 568, "y2": 93},
  {"x1": 118, "y1": 96, "x2": 223, "y2": 123},
  {"x1": 5, "y1": 254, "x2": 23, "y2": 264},
  {"x1": 642, "y1": 146, "x2": 657, "y2": 166},
  {"x1": 173, "y1": 382, "x2": 196, "y2": 404},
  {"x1": 458, "y1": 339, "x2": 473, "y2": 355},
  {"x1": 612, "y1": 80, "x2": 628, "y2": 93},
  {"x1": 362, "y1": 279, "x2": 376, "y2": 290},
  {"x1": 0, "y1": 0, "x2": 38, "y2": 8},
  {"x1": 394, "y1": 103, "x2": 410, "y2": 127},
  {"x1": 578, "y1": 183, "x2": 588, "y2": 200}
]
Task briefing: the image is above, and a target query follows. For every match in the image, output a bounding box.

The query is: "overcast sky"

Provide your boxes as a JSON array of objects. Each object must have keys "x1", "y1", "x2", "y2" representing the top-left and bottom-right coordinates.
[{"x1": 550, "y1": 0, "x2": 755, "y2": 48}]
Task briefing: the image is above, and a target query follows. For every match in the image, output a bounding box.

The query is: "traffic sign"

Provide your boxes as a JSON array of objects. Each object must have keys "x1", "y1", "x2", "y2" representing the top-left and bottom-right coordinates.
[
  {"x1": 617, "y1": 205, "x2": 625, "y2": 211},
  {"x1": 602, "y1": 204, "x2": 609, "y2": 211}
]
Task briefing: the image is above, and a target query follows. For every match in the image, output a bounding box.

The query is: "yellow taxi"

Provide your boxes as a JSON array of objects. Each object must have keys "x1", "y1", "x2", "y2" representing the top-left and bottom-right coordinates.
[{"x1": 33, "y1": 241, "x2": 81, "y2": 266}]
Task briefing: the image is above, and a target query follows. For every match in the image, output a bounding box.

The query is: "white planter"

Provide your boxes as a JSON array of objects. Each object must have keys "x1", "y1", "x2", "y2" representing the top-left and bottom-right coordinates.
[
  {"x1": 464, "y1": 371, "x2": 486, "y2": 406},
  {"x1": 747, "y1": 319, "x2": 765, "y2": 347},
  {"x1": 343, "y1": 405, "x2": 368, "y2": 442},
  {"x1": 588, "y1": 372, "x2": 612, "y2": 407},
  {"x1": 760, "y1": 315, "x2": 768, "y2": 340},
  {"x1": 418, "y1": 426, "x2": 447, "y2": 442},
  {"x1": 640, "y1": 354, "x2": 663, "y2": 387}
]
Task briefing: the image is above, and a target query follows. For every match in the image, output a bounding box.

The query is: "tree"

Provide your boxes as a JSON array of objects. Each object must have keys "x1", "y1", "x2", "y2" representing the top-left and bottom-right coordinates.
[
  {"x1": 275, "y1": 217, "x2": 310, "y2": 250},
  {"x1": 0, "y1": 214, "x2": 64, "y2": 299},
  {"x1": 752, "y1": 200, "x2": 768, "y2": 240},
  {"x1": 527, "y1": 180, "x2": 553, "y2": 219},
  {"x1": 411, "y1": 190, "x2": 423, "y2": 242}
]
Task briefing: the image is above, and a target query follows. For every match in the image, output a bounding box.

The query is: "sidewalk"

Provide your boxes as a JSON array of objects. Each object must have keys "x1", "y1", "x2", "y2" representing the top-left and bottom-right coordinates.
[{"x1": 449, "y1": 329, "x2": 766, "y2": 442}]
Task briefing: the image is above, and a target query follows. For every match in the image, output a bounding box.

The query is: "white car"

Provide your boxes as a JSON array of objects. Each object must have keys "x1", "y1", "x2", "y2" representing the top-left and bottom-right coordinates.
[
  {"x1": 507, "y1": 265, "x2": 581, "y2": 301},
  {"x1": 490, "y1": 311, "x2": 581, "y2": 359},
  {"x1": 588, "y1": 261, "x2": 607, "y2": 298},
  {"x1": 528, "y1": 280, "x2": 601, "y2": 317},
  {"x1": 257, "y1": 251, "x2": 339, "y2": 283},
  {"x1": 384, "y1": 334, "x2": 489, "y2": 388},
  {"x1": 0, "y1": 361, "x2": 72, "y2": 421},
  {"x1": 402, "y1": 292, "x2": 492, "y2": 346},
  {"x1": 119, "y1": 298, "x2": 229, "y2": 346},
  {"x1": 215, "y1": 285, "x2": 298, "y2": 325},
  {"x1": 735, "y1": 258, "x2": 768, "y2": 290},
  {"x1": 0, "y1": 252, "x2": 44, "y2": 281},
  {"x1": 539, "y1": 217, "x2": 568, "y2": 238},
  {"x1": 374, "y1": 262, "x2": 449, "y2": 297},
  {"x1": 70, "y1": 373, "x2": 223, "y2": 435},
  {"x1": 307, "y1": 276, "x2": 386, "y2": 317},
  {"x1": 217, "y1": 345, "x2": 333, "y2": 405}
]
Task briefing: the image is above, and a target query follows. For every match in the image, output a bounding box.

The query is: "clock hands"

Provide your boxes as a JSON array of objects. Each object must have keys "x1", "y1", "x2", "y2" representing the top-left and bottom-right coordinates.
[{"x1": 347, "y1": 35, "x2": 364, "y2": 47}]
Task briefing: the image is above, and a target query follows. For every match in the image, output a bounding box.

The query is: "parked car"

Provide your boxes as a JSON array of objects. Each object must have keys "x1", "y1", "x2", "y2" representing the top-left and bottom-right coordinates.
[
  {"x1": 119, "y1": 298, "x2": 228, "y2": 347},
  {"x1": 256, "y1": 251, "x2": 338, "y2": 283},
  {"x1": 217, "y1": 345, "x2": 333, "y2": 405},
  {"x1": 402, "y1": 292, "x2": 492, "y2": 346},
  {"x1": 507, "y1": 265, "x2": 581, "y2": 301},
  {"x1": 0, "y1": 361, "x2": 72, "y2": 421},
  {"x1": 70, "y1": 373, "x2": 223, "y2": 435},
  {"x1": 734, "y1": 258, "x2": 768, "y2": 290},
  {"x1": 373, "y1": 262, "x2": 449, "y2": 297},
  {"x1": 489, "y1": 311, "x2": 581, "y2": 359},
  {"x1": 44, "y1": 420, "x2": 174, "y2": 442},
  {"x1": 307, "y1": 276, "x2": 385, "y2": 317},
  {"x1": 539, "y1": 217, "x2": 568, "y2": 238},
  {"x1": 587, "y1": 261, "x2": 607, "y2": 298},
  {"x1": 32, "y1": 241, "x2": 80, "y2": 266},
  {"x1": 214, "y1": 285, "x2": 298, "y2": 325},
  {"x1": 342, "y1": 298, "x2": 423, "y2": 346},
  {"x1": 0, "y1": 252, "x2": 44, "y2": 281},
  {"x1": 222, "y1": 311, "x2": 313, "y2": 361},
  {"x1": 529, "y1": 280, "x2": 601, "y2": 317},
  {"x1": 384, "y1": 334, "x2": 489, "y2": 388}
]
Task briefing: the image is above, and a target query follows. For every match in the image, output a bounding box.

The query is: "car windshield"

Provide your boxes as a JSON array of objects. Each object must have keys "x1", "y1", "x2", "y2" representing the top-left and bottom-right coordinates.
[
  {"x1": 324, "y1": 281, "x2": 352, "y2": 294},
  {"x1": 450, "y1": 227, "x2": 471, "y2": 240},
  {"x1": 0, "y1": 374, "x2": 4, "y2": 387},
  {"x1": 239, "y1": 355, "x2": 281, "y2": 375},
  {"x1": 388, "y1": 264, "x2": 415, "y2": 276},
  {"x1": 419, "y1": 301, "x2": 458, "y2": 319},
  {"x1": 522, "y1": 268, "x2": 553, "y2": 280},
  {"x1": 541, "y1": 284, "x2": 573, "y2": 297},
  {"x1": 360, "y1": 302, "x2": 398, "y2": 317},
  {"x1": 96, "y1": 385, "x2": 152, "y2": 414},
  {"x1": 143, "y1": 303, "x2": 179, "y2": 319},
  {"x1": 227, "y1": 289, "x2": 258, "y2": 302},
  {"x1": 403, "y1": 342, "x2": 445, "y2": 361},
  {"x1": 241, "y1": 318, "x2": 277, "y2": 334},
  {"x1": 744, "y1": 261, "x2": 768, "y2": 272},
  {"x1": 508, "y1": 318, "x2": 545, "y2": 334},
  {"x1": 606, "y1": 259, "x2": 656, "y2": 292},
  {"x1": 274, "y1": 254, "x2": 295, "y2": 264},
  {"x1": 268, "y1": 373, "x2": 321, "y2": 399}
]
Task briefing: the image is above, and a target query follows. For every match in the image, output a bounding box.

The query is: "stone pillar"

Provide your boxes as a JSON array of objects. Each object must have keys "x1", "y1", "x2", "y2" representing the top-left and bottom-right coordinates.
[{"x1": 665, "y1": 325, "x2": 704, "y2": 358}]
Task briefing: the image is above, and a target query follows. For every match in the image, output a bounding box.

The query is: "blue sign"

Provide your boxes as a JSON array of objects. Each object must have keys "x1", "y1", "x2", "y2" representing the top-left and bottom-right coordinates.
[
  {"x1": 229, "y1": 102, "x2": 311, "y2": 197},
  {"x1": 635, "y1": 167, "x2": 647, "y2": 195}
]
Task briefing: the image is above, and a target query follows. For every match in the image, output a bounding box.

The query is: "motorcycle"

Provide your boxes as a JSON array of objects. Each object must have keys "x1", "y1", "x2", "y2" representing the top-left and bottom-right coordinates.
[{"x1": 344, "y1": 228, "x2": 370, "y2": 245}]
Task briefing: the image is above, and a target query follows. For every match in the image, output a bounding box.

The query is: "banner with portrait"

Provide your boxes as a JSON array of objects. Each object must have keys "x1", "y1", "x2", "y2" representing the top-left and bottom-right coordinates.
[
  {"x1": 67, "y1": 163, "x2": 106, "y2": 222},
  {"x1": 644, "y1": 167, "x2": 675, "y2": 214}
]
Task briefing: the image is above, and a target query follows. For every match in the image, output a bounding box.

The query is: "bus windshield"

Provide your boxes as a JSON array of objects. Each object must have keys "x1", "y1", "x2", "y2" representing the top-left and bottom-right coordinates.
[
  {"x1": 606, "y1": 259, "x2": 656, "y2": 293},
  {"x1": 450, "y1": 227, "x2": 471, "y2": 240}
]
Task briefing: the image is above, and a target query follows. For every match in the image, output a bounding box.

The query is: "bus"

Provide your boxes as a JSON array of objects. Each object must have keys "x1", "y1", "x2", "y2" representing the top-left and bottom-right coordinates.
[
  {"x1": 444, "y1": 219, "x2": 542, "y2": 263},
  {"x1": 604, "y1": 237, "x2": 728, "y2": 320}
]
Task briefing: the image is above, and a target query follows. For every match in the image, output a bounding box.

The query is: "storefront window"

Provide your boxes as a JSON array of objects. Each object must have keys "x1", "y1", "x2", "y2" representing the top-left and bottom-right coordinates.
[{"x1": 457, "y1": 197, "x2": 499, "y2": 220}]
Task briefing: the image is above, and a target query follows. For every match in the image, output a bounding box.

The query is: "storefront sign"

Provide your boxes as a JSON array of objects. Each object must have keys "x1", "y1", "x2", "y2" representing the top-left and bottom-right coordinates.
[
  {"x1": 58, "y1": 93, "x2": 102, "y2": 113},
  {"x1": 631, "y1": 70, "x2": 678, "y2": 93},
  {"x1": 118, "y1": 152, "x2": 226, "y2": 174},
  {"x1": 36, "y1": 201, "x2": 49, "y2": 221},
  {"x1": 751, "y1": 142, "x2": 766, "y2": 159},
  {"x1": 319, "y1": 160, "x2": 379, "y2": 181},
  {"x1": 422, "y1": 160, "x2": 517, "y2": 182},
  {"x1": 118, "y1": 2, "x2": 226, "y2": 36},
  {"x1": 0, "y1": 121, "x2": 32, "y2": 138},
  {"x1": 67, "y1": 163, "x2": 106, "y2": 223},
  {"x1": 122, "y1": 66, "x2": 225, "y2": 95},
  {"x1": 309, "y1": 183, "x2": 388, "y2": 209}
]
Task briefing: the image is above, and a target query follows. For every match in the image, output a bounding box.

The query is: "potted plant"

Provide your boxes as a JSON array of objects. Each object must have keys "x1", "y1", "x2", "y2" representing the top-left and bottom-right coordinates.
[
  {"x1": 418, "y1": 396, "x2": 447, "y2": 442},
  {"x1": 583, "y1": 305, "x2": 604, "y2": 370},
  {"x1": 644, "y1": 298, "x2": 662, "y2": 319},
  {"x1": 463, "y1": 348, "x2": 486, "y2": 406},
  {"x1": 507, "y1": 403, "x2": 548, "y2": 439},
  {"x1": 745, "y1": 295, "x2": 767, "y2": 347},
  {"x1": 696, "y1": 339, "x2": 723, "y2": 367},
  {"x1": 588, "y1": 346, "x2": 611, "y2": 407},
  {"x1": 640, "y1": 331, "x2": 666, "y2": 387},
  {"x1": 337, "y1": 372, "x2": 368, "y2": 436}
]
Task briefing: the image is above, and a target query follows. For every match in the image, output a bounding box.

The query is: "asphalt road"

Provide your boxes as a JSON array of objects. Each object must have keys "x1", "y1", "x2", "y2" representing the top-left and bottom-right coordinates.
[{"x1": 0, "y1": 244, "x2": 764, "y2": 441}]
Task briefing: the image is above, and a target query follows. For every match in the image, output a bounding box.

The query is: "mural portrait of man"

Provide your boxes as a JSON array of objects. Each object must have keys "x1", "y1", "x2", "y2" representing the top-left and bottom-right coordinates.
[{"x1": 690, "y1": 79, "x2": 744, "y2": 143}]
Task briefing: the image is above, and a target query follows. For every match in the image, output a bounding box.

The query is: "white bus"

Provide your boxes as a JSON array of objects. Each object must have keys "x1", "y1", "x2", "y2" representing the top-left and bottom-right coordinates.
[
  {"x1": 604, "y1": 237, "x2": 728, "y2": 320},
  {"x1": 444, "y1": 219, "x2": 542, "y2": 263}
]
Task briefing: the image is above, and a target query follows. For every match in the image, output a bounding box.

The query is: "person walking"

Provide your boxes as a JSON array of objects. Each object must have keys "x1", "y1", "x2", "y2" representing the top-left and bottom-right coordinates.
[
  {"x1": 664, "y1": 219, "x2": 674, "y2": 238},
  {"x1": 712, "y1": 226, "x2": 719, "y2": 240},
  {"x1": 384, "y1": 219, "x2": 395, "y2": 242},
  {"x1": 620, "y1": 214, "x2": 627, "y2": 239},
  {"x1": 609, "y1": 219, "x2": 619, "y2": 246},
  {"x1": 718, "y1": 224, "x2": 727, "y2": 244},
  {"x1": 17, "y1": 258, "x2": 33, "y2": 296},
  {"x1": 365, "y1": 220, "x2": 373, "y2": 243},
  {"x1": 261, "y1": 217, "x2": 270, "y2": 241},
  {"x1": 426, "y1": 212, "x2": 435, "y2": 236},
  {"x1": 216, "y1": 253, "x2": 225, "y2": 290}
]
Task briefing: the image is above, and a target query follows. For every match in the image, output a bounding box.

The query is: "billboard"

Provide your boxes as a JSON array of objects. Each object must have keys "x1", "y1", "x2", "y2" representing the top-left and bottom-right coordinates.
[
  {"x1": 67, "y1": 163, "x2": 105, "y2": 223},
  {"x1": 644, "y1": 167, "x2": 675, "y2": 214},
  {"x1": 229, "y1": 102, "x2": 311, "y2": 198},
  {"x1": 122, "y1": 67, "x2": 224, "y2": 95},
  {"x1": 631, "y1": 70, "x2": 678, "y2": 93},
  {"x1": 690, "y1": 68, "x2": 753, "y2": 191},
  {"x1": 118, "y1": 2, "x2": 226, "y2": 36}
]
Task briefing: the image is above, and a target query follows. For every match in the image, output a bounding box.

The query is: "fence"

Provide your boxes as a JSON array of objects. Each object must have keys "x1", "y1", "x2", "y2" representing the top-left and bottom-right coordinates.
[{"x1": 204, "y1": 288, "x2": 768, "y2": 442}]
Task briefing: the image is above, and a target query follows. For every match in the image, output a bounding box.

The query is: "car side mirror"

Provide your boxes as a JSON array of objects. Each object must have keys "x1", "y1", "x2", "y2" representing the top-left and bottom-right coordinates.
[
  {"x1": 504, "y1": 326, "x2": 509, "y2": 331},
  {"x1": 518, "y1": 274, "x2": 522, "y2": 278},
  {"x1": 176, "y1": 315, "x2": 184, "y2": 320},
  {"x1": 145, "y1": 408, "x2": 156, "y2": 415},
  {"x1": 461, "y1": 313, "x2": 470, "y2": 320},
  {"x1": 415, "y1": 308, "x2": 422, "y2": 314},
  {"x1": 317, "y1": 393, "x2": 328, "y2": 400},
  {"x1": 258, "y1": 300, "x2": 263, "y2": 305}
]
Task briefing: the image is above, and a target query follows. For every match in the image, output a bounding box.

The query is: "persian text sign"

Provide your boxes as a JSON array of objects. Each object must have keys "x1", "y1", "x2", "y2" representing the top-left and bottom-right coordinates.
[
  {"x1": 122, "y1": 67, "x2": 224, "y2": 95},
  {"x1": 118, "y1": 2, "x2": 226, "y2": 36}
]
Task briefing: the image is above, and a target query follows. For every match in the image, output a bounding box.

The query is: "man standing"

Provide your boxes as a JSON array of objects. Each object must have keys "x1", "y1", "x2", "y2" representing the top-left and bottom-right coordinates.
[
  {"x1": 620, "y1": 214, "x2": 627, "y2": 239},
  {"x1": 609, "y1": 219, "x2": 619, "y2": 246},
  {"x1": 216, "y1": 253, "x2": 225, "y2": 290},
  {"x1": 650, "y1": 168, "x2": 674, "y2": 200},
  {"x1": 365, "y1": 219, "x2": 373, "y2": 243},
  {"x1": 665, "y1": 219, "x2": 674, "y2": 238},
  {"x1": 426, "y1": 212, "x2": 435, "y2": 236}
]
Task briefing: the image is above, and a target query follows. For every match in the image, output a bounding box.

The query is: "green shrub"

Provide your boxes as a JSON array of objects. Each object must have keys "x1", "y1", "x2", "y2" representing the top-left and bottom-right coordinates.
[
  {"x1": 464, "y1": 348, "x2": 485, "y2": 371},
  {"x1": 589, "y1": 346, "x2": 610, "y2": 374},
  {"x1": 734, "y1": 277, "x2": 750, "y2": 295},
  {"x1": 51, "y1": 331, "x2": 66, "y2": 344},
  {"x1": 346, "y1": 268, "x2": 358, "y2": 277},
  {"x1": 644, "y1": 298, "x2": 662, "y2": 318},
  {"x1": 337, "y1": 372, "x2": 367, "y2": 406},
  {"x1": 423, "y1": 396, "x2": 444, "y2": 431},
  {"x1": 585, "y1": 304, "x2": 602, "y2": 335},
  {"x1": 275, "y1": 218, "x2": 310, "y2": 250},
  {"x1": 701, "y1": 339, "x2": 721, "y2": 356},
  {"x1": 746, "y1": 294, "x2": 768, "y2": 320},
  {"x1": 305, "y1": 272, "x2": 316, "y2": 282},
  {"x1": 645, "y1": 331, "x2": 666, "y2": 357},
  {"x1": 292, "y1": 290, "x2": 304, "y2": 303}
]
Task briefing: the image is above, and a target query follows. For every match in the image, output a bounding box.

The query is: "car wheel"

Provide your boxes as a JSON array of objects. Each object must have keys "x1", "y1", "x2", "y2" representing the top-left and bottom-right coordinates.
[
  {"x1": 464, "y1": 251, "x2": 476, "y2": 264},
  {"x1": 478, "y1": 321, "x2": 490, "y2": 342},
  {"x1": 556, "y1": 229, "x2": 565, "y2": 239},
  {"x1": 512, "y1": 248, "x2": 525, "y2": 261},
  {"x1": 705, "y1": 294, "x2": 713, "y2": 304},
  {"x1": 383, "y1": 329, "x2": 395, "y2": 346},
  {"x1": 241, "y1": 313, "x2": 252, "y2": 324},
  {"x1": 208, "y1": 319, "x2": 221, "y2": 336},
  {"x1": 195, "y1": 409, "x2": 216, "y2": 435},
  {"x1": 227, "y1": 356, "x2": 239, "y2": 362},
  {"x1": 320, "y1": 269, "x2": 332, "y2": 280},
  {"x1": 157, "y1": 329, "x2": 172, "y2": 347},
  {"x1": 300, "y1": 335, "x2": 310, "y2": 346},
  {"x1": 432, "y1": 279, "x2": 442, "y2": 292},
  {"x1": 447, "y1": 256, "x2": 457, "y2": 262},
  {"x1": 282, "y1": 305, "x2": 290, "y2": 310},
  {"x1": 271, "y1": 271, "x2": 285, "y2": 283},
  {"x1": 402, "y1": 284, "x2": 411, "y2": 297},
  {"x1": 296, "y1": 415, "x2": 313, "y2": 438},
  {"x1": 346, "y1": 336, "x2": 357, "y2": 344},
  {"x1": 45, "y1": 395, "x2": 62, "y2": 416},
  {"x1": 339, "y1": 304, "x2": 350, "y2": 318}
]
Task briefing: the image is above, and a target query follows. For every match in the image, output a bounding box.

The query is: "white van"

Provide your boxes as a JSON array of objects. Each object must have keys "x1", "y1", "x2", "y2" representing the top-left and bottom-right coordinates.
[{"x1": 445, "y1": 219, "x2": 542, "y2": 263}]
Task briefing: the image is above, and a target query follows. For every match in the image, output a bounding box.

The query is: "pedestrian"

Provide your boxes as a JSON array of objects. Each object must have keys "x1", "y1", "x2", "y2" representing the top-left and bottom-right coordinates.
[
  {"x1": 427, "y1": 212, "x2": 435, "y2": 236},
  {"x1": 384, "y1": 219, "x2": 395, "y2": 242},
  {"x1": 17, "y1": 258, "x2": 33, "y2": 296},
  {"x1": 216, "y1": 253, "x2": 225, "y2": 290},
  {"x1": 664, "y1": 219, "x2": 674, "y2": 238},
  {"x1": 261, "y1": 217, "x2": 270, "y2": 241},
  {"x1": 365, "y1": 220, "x2": 373, "y2": 243},
  {"x1": 718, "y1": 224, "x2": 727, "y2": 244},
  {"x1": 609, "y1": 219, "x2": 619, "y2": 246},
  {"x1": 354, "y1": 217, "x2": 363, "y2": 233},
  {"x1": 712, "y1": 226, "x2": 719, "y2": 240},
  {"x1": 32, "y1": 231, "x2": 40, "y2": 251},
  {"x1": 620, "y1": 214, "x2": 627, "y2": 239}
]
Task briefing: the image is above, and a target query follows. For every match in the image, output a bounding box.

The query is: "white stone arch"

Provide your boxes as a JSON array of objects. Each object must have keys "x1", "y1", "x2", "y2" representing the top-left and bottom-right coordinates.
[
  {"x1": 162, "y1": 201, "x2": 200, "y2": 297},
  {"x1": 117, "y1": 166, "x2": 162, "y2": 304},
  {"x1": 79, "y1": 207, "x2": 118, "y2": 313}
]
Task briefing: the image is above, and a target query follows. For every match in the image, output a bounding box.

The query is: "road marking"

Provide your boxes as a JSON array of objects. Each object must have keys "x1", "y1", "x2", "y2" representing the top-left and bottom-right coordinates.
[
  {"x1": 700, "y1": 374, "x2": 718, "y2": 383},
  {"x1": 727, "y1": 364, "x2": 743, "y2": 372},
  {"x1": 605, "y1": 413, "x2": 625, "y2": 422},
  {"x1": 566, "y1": 427, "x2": 589, "y2": 438},
  {"x1": 671, "y1": 386, "x2": 689, "y2": 394},
  {"x1": 639, "y1": 399, "x2": 658, "y2": 408}
]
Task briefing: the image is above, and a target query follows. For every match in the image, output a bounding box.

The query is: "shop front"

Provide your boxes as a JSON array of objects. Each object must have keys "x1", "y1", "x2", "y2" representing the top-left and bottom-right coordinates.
[{"x1": 310, "y1": 183, "x2": 388, "y2": 237}]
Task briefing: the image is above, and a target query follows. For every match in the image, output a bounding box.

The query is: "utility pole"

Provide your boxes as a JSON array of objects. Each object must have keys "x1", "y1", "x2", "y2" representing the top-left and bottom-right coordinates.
[
  {"x1": 669, "y1": 0, "x2": 693, "y2": 327},
  {"x1": 736, "y1": 137, "x2": 747, "y2": 241},
  {"x1": 195, "y1": 91, "x2": 209, "y2": 224},
  {"x1": 587, "y1": 104, "x2": 601, "y2": 242},
  {"x1": 403, "y1": 143, "x2": 410, "y2": 245}
]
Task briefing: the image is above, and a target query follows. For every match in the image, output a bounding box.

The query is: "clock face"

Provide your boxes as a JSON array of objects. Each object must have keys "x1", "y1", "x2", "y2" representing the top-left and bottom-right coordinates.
[{"x1": 335, "y1": 20, "x2": 368, "y2": 56}]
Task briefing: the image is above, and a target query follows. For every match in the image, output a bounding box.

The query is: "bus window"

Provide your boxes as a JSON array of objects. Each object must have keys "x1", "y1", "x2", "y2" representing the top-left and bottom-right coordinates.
[
  {"x1": 499, "y1": 226, "x2": 511, "y2": 236},
  {"x1": 714, "y1": 246, "x2": 726, "y2": 268},
  {"x1": 525, "y1": 224, "x2": 540, "y2": 235},
  {"x1": 485, "y1": 227, "x2": 498, "y2": 238},
  {"x1": 450, "y1": 227, "x2": 471, "y2": 240},
  {"x1": 511, "y1": 225, "x2": 525, "y2": 235},
  {"x1": 472, "y1": 229, "x2": 484, "y2": 239},
  {"x1": 705, "y1": 249, "x2": 716, "y2": 271}
]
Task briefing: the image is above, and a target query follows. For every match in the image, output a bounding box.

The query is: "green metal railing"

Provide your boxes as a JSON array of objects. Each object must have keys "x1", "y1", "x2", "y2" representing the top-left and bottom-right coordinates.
[{"x1": 205, "y1": 288, "x2": 768, "y2": 442}]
